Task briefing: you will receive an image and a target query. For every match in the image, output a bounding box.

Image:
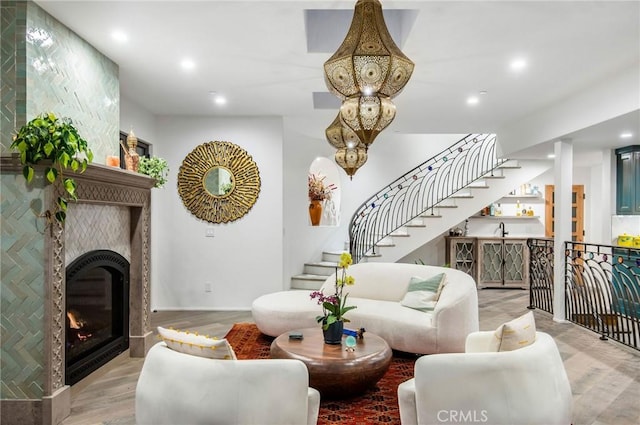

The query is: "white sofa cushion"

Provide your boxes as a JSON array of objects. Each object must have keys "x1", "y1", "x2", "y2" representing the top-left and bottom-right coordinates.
[
  {"x1": 157, "y1": 326, "x2": 237, "y2": 360},
  {"x1": 489, "y1": 311, "x2": 537, "y2": 352}
]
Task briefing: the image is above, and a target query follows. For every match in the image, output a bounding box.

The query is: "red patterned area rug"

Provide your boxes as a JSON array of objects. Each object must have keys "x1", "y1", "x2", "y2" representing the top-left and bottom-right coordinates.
[{"x1": 225, "y1": 323, "x2": 417, "y2": 425}]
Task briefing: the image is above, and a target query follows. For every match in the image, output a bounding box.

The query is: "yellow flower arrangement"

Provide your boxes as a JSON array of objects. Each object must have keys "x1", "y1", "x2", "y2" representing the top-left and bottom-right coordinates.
[{"x1": 310, "y1": 252, "x2": 357, "y2": 330}]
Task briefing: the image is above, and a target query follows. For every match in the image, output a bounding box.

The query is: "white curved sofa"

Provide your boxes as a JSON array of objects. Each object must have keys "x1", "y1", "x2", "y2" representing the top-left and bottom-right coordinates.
[
  {"x1": 397, "y1": 331, "x2": 573, "y2": 425},
  {"x1": 252, "y1": 263, "x2": 479, "y2": 354},
  {"x1": 136, "y1": 342, "x2": 320, "y2": 425}
]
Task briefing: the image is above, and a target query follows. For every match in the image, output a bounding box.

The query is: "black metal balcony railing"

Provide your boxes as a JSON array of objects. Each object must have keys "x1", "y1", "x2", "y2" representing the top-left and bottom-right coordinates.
[
  {"x1": 349, "y1": 134, "x2": 506, "y2": 264},
  {"x1": 528, "y1": 238, "x2": 640, "y2": 351},
  {"x1": 565, "y1": 242, "x2": 640, "y2": 350},
  {"x1": 527, "y1": 238, "x2": 555, "y2": 314}
]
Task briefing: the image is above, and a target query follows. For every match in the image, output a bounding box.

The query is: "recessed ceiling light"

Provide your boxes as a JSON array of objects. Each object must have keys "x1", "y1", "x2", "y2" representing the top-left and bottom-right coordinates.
[
  {"x1": 510, "y1": 58, "x2": 527, "y2": 71},
  {"x1": 209, "y1": 91, "x2": 226, "y2": 106},
  {"x1": 620, "y1": 132, "x2": 633, "y2": 139},
  {"x1": 467, "y1": 96, "x2": 479, "y2": 105},
  {"x1": 547, "y1": 154, "x2": 555, "y2": 159},
  {"x1": 479, "y1": 90, "x2": 488, "y2": 95},
  {"x1": 111, "y1": 30, "x2": 128, "y2": 43},
  {"x1": 180, "y1": 59, "x2": 195, "y2": 71}
]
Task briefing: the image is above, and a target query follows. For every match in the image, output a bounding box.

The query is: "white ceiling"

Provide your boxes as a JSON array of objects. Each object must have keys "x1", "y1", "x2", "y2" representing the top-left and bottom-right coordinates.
[{"x1": 35, "y1": 0, "x2": 640, "y2": 160}]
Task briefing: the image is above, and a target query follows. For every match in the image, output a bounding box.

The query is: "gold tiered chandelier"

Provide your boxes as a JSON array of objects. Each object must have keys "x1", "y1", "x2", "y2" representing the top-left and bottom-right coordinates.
[{"x1": 323, "y1": 0, "x2": 414, "y2": 178}]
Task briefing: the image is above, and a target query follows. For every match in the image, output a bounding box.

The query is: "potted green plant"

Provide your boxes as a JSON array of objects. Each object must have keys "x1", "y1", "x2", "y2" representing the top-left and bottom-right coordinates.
[
  {"x1": 10, "y1": 112, "x2": 94, "y2": 223},
  {"x1": 138, "y1": 156, "x2": 169, "y2": 188}
]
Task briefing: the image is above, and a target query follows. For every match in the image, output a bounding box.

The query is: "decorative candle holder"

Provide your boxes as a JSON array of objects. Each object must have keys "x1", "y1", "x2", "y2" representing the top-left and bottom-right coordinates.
[{"x1": 106, "y1": 155, "x2": 120, "y2": 167}]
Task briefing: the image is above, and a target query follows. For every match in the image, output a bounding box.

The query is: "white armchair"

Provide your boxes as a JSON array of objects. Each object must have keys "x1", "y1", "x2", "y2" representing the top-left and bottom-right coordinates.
[
  {"x1": 398, "y1": 331, "x2": 572, "y2": 425},
  {"x1": 136, "y1": 342, "x2": 320, "y2": 425}
]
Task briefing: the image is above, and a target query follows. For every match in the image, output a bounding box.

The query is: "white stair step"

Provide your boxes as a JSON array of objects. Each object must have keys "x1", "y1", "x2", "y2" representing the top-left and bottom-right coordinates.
[
  {"x1": 420, "y1": 213, "x2": 442, "y2": 218},
  {"x1": 375, "y1": 241, "x2": 395, "y2": 248},
  {"x1": 405, "y1": 222, "x2": 426, "y2": 228},
  {"x1": 303, "y1": 261, "x2": 337, "y2": 276},
  {"x1": 322, "y1": 251, "x2": 345, "y2": 262},
  {"x1": 290, "y1": 274, "x2": 326, "y2": 290},
  {"x1": 389, "y1": 230, "x2": 410, "y2": 237}
]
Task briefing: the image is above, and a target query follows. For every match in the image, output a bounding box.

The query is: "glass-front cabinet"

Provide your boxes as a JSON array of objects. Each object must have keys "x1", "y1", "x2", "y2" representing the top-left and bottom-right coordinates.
[
  {"x1": 446, "y1": 237, "x2": 529, "y2": 288},
  {"x1": 478, "y1": 238, "x2": 528, "y2": 288},
  {"x1": 445, "y1": 237, "x2": 477, "y2": 278}
]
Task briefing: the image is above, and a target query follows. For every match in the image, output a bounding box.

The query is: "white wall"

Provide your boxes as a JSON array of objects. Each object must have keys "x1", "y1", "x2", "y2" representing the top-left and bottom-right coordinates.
[
  {"x1": 150, "y1": 115, "x2": 283, "y2": 310},
  {"x1": 120, "y1": 96, "x2": 157, "y2": 148}
]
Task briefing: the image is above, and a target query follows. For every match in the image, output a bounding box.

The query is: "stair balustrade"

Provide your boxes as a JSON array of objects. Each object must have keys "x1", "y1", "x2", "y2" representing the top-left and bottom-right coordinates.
[{"x1": 349, "y1": 133, "x2": 506, "y2": 263}]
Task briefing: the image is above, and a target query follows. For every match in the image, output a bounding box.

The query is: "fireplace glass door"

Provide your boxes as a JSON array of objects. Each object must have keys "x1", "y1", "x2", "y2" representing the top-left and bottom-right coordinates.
[{"x1": 65, "y1": 250, "x2": 129, "y2": 385}]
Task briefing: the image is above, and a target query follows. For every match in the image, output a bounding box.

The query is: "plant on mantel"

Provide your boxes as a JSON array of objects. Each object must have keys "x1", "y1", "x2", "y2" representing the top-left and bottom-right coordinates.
[
  {"x1": 10, "y1": 112, "x2": 94, "y2": 223},
  {"x1": 138, "y1": 156, "x2": 169, "y2": 188}
]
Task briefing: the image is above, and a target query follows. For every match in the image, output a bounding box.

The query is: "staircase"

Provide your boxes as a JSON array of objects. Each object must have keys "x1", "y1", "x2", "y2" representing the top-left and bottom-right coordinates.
[
  {"x1": 290, "y1": 134, "x2": 552, "y2": 290},
  {"x1": 290, "y1": 251, "x2": 341, "y2": 290},
  {"x1": 360, "y1": 159, "x2": 551, "y2": 263}
]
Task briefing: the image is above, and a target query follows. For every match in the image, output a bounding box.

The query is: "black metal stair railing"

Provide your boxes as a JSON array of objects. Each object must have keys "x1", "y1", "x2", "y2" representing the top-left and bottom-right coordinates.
[{"x1": 349, "y1": 134, "x2": 506, "y2": 263}]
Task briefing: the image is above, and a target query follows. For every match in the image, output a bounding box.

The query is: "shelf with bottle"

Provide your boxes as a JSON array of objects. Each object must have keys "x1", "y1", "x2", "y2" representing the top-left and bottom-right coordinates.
[
  {"x1": 469, "y1": 215, "x2": 540, "y2": 219},
  {"x1": 501, "y1": 194, "x2": 543, "y2": 201},
  {"x1": 476, "y1": 202, "x2": 539, "y2": 219},
  {"x1": 506, "y1": 183, "x2": 543, "y2": 198}
]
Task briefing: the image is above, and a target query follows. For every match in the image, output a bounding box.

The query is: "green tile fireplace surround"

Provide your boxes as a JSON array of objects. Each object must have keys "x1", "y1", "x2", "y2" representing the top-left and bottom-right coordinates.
[
  {"x1": 1, "y1": 158, "x2": 156, "y2": 425},
  {"x1": 2, "y1": 2, "x2": 122, "y2": 421}
]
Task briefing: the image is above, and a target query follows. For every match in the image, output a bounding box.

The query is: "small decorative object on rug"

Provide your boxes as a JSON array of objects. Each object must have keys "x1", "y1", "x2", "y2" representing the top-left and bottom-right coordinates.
[
  {"x1": 308, "y1": 173, "x2": 336, "y2": 226},
  {"x1": 310, "y1": 252, "x2": 357, "y2": 344}
]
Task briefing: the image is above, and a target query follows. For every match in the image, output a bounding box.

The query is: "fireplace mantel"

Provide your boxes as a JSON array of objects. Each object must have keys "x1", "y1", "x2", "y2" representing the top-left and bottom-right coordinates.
[
  {"x1": 1, "y1": 155, "x2": 155, "y2": 425},
  {"x1": 1, "y1": 155, "x2": 155, "y2": 192}
]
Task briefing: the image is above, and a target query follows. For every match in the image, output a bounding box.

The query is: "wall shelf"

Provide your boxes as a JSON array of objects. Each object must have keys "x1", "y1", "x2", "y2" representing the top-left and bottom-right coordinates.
[
  {"x1": 469, "y1": 215, "x2": 540, "y2": 219},
  {"x1": 501, "y1": 194, "x2": 542, "y2": 199}
]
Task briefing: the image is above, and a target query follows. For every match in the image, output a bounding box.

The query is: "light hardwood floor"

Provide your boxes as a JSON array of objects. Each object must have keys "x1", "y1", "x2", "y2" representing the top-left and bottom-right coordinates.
[{"x1": 61, "y1": 289, "x2": 640, "y2": 425}]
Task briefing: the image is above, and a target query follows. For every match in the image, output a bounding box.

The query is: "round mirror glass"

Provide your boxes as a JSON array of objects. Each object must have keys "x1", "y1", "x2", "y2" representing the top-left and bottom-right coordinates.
[{"x1": 204, "y1": 166, "x2": 234, "y2": 196}]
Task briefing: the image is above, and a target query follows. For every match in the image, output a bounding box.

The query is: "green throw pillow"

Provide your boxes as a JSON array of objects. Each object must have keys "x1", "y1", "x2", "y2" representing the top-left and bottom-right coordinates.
[
  {"x1": 407, "y1": 273, "x2": 446, "y2": 293},
  {"x1": 400, "y1": 273, "x2": 447, "y2": 312}
]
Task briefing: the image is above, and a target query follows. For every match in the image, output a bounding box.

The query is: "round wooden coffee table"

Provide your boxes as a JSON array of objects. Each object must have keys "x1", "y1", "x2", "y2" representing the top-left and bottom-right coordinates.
[{"x1": 270, "y1": 327, "x2": 392, "y2": 398}]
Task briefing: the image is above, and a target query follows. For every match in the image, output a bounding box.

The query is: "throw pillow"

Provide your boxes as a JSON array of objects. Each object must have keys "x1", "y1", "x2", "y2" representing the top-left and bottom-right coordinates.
[
  {"x1": 489, "y1": 311, "x2": 536, "y2": 352},
  {"x1": 157, "y1": 326, "x2": 237, "y2": 360},
  {"x1": 400, "y1": 274, "x2": 446, "y2": 311}
]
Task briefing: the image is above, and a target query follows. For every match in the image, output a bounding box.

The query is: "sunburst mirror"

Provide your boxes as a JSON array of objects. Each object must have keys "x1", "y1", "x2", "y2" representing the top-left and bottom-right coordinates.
[{"x1": 177, "y1": 141, "x2": 260, "y2": 223}]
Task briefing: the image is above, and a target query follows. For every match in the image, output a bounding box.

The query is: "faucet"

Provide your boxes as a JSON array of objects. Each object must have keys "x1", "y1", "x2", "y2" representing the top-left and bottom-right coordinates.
[{"x1": 498, "y1": 222, "x2": 509, "y2": 237}]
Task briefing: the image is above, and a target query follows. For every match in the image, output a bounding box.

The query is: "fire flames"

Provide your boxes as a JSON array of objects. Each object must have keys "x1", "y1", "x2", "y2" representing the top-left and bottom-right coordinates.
[{"x1": 67, "y1": 310, "x2": 92, "y2": 341}]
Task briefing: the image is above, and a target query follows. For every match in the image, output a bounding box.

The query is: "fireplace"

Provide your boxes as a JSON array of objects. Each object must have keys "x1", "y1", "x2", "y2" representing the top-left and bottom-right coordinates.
[
  {"x1": 65, "y1": 250, "x2": 130, "y2": 385},
  {"x1": 1, "y1": 158, "x2": 155, "y2": 425}
]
